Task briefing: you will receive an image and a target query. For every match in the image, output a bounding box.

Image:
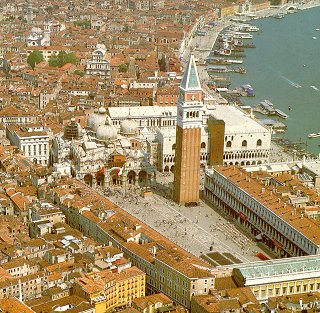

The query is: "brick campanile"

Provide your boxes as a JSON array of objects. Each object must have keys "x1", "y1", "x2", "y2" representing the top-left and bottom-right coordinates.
[{"x1": 173, "y1": 54, "x2": 203, "y2": 205}]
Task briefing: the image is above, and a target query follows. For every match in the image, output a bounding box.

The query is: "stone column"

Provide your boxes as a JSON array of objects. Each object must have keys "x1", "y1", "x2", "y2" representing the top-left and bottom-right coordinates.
[
  {"x1": 92, "y1": 176, "x2": 97, "y2": 188},
  {"x1": 120, "y1": 173, "x2": 127, "y2": 197},
  {"x1": 104, "y1": 171, "x2": 110, "y2": 189}
]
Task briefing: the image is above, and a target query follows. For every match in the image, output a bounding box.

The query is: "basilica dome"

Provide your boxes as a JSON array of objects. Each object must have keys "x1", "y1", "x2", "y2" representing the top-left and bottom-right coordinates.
[
  {"x1": 120, "y1": 119, "x2": 138, "y2": 136},
  {"x1": 87, "y1": 107, "x2": 107, "y2": 132},
  {"x1": 96, "y1": 123, "x2": 117, "y2": 142}
]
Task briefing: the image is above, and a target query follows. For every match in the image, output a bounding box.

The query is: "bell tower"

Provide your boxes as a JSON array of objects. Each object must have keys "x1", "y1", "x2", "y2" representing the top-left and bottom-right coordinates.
[
  {"x1": 173, "y1": 54, "x2": 203, "y2": 205},
  {"x1": 42, "y1": 16, "x2": 51, "y2": 47}
]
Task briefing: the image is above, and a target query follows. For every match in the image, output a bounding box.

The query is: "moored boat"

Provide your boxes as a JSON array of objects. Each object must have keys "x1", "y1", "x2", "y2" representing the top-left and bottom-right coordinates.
[
  {"x1": 308, "y1": 132, "x2": 320, "y2": 138},
  {"x1": 230, "y1": 47, "x2": 245, "y2": 52},
  {"x1": 274, "y1": 109, "x2": 288, "y2": 119},
  {"x1": 234, "y1": 67, "x2": 246, "y2": 74},
  {"x1": 240, "y1": 84, "x2": 255, "y2": 97},
  {"x1": 213, "y1": 49, "x2": 232, "y2": 56},
  {"x1": 207, "y1": 58, "x2": 243, "y2": 65},
  {"x1": 225, "y1": 31, "x2": 253, "y2": 39},
  {"x1": 206, "y1": 65, "x2": 230, "y2": 73}
]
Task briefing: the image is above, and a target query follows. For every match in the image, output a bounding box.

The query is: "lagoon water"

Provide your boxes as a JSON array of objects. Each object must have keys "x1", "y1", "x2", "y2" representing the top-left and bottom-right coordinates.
[{"x1": 229, "y1": 6, "x2": 320, "y2": 155}]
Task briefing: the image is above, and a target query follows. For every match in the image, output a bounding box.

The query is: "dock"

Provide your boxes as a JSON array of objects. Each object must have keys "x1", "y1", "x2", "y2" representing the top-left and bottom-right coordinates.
[{"x1": 257, "y1": 100, "x2": 289, "y2": 119}]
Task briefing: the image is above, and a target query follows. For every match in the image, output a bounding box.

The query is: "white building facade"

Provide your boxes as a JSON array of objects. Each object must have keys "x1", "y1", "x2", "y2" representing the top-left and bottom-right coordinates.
[
  {"x1": 86, "y1": 44, "x2": 110, "y2": 79},
  {"x1": 6, "y1": 124, "x2": 50, "y2": 165},
  {"x1": 108, "y1": 104, "x2": 271, "y2": 172}
]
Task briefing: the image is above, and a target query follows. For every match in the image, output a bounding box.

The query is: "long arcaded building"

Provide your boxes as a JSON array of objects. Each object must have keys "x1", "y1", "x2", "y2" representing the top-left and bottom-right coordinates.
[{"x1": 204, "y1": 165, "x2": 320, "y2": 258}]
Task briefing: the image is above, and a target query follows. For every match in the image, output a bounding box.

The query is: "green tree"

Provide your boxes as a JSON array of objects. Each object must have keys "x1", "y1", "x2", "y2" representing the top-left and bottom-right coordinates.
[
  {"x1": 74, "y1": 70, "x2": 85, "y2": 77},
  {"x1": 46, "y1": 6, "x2": 54, "y2": 13},
  {"x1": 27, "y1": 51, "x2": 44, "y2": 69},
  {"x1": 73, "y1": 19, "x2": 91, "y2": 29},
  {"x1": 119, "y1": 63, "x2": 128, "y2": 73},
  {"x1": 49, "y1": 51, "x2": 78, "y2": 68}
]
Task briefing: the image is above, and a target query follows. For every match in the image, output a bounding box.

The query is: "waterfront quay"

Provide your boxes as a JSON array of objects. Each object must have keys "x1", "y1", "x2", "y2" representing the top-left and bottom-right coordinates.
[
  {"x1": 184, "y1": 0, "x2": 320, "y2": 80},
  {"x1": 185, "y1": 3, "x2": 320, "y2": 160}
]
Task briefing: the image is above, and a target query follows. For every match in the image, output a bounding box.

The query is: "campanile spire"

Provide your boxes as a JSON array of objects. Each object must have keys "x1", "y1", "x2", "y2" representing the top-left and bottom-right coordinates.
[{"x1": 173, "y1": 54, "x2": 203, "y2": 205}]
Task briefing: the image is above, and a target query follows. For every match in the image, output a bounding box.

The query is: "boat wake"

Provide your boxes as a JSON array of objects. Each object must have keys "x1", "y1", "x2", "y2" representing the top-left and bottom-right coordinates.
[
  {"x1": 280, "y1": 75, "x2": 302, "y2": 88},
  {"x1": 310, "y1": 85, "x2": 319, "y2": 91},
  {"x1": 268, "y1": 67, "x2": 302, "y2": 88}
]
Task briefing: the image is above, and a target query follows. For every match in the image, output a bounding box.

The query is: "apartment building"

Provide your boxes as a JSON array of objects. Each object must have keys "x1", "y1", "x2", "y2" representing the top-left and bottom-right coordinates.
[
  {"x1": 48, "y1": 180, "x2": 217, "y2": 309},
  {"x1": 74, "y1": 266, "x2": 146, "y2": 312},
  {"x1": 0, "y1": 105, "x2": 37, "y2": 125},
  {"x1": 0, "y1": 271, "x2": 47, "y2": 301}
]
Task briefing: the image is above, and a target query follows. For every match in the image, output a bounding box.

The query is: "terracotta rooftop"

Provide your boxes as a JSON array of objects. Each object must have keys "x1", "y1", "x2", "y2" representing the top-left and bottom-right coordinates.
[
  {"x1": 0, "y1": 298, "x2": 35, "y2": 313},
  {"x1": 212, "y1": 166, "x2": 320, "y2": 244}
]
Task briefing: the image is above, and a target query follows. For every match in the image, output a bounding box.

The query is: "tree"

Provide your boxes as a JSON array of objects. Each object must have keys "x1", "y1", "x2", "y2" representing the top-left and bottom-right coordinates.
[
  {"x1": 119, "y1": 63, "x2": 128, "y2": 73},
  {"x1": 27, "y1": 51, "x2": 44, "y2": 69},
  {"x1": 46, "y1": 6, "x2": 54, "y2": 13},
  {"x1": 73, "y1": 19, "x2": 91, "y2": 29},
  {"x1": 49, "y1": 51, "x2": 78, "y2": 68},
  {"x1": 74, "y1": 70, "x2": 85, "y2": 77}
]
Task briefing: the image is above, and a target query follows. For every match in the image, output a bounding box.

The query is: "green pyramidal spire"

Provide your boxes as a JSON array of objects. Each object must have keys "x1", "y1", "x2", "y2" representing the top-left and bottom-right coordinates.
[{"x1": 180, "y1": 54, "x2": 202, "y2": 91}]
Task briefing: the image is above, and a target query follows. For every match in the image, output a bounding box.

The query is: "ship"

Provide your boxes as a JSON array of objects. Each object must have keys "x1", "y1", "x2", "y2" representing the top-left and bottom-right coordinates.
[
  {"x1": 213, "y1": 49, "x2": 232, "y2": 56},
  {"x1": 231, "y1": 24, "x2": 260, "y2": 32},
  {"x1": 259, "y1": 100, "x2": 288, "y2": 118},
  {"x1": 225, "y1": 31, "x2": 253, "y2": 39},
  {"x1": 206, "y1": 65, "x2": 230, "y2": 73},
  {"x1": 207, "y1": 58, "x2": 243, "y2": 65},
  {"x1": 308, "y1": 133, "x2": 320, "y2": 138},
  {"x1": 274, "y1": 109, "x2": 288, "y2": 119},
  {"x1": 240, "y1": 84, "x2": 255, "y2": 97}
]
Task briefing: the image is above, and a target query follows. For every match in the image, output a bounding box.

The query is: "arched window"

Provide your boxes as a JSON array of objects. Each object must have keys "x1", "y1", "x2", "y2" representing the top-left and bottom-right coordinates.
[
  {"x1": 226, "y1": 141, "x2": 232, "y2": 147},
  {"x1": 242, "y1": 140, "x2": 247, "y2": 147},
  {"x1": 172, "y1": 144, "x2": 176, "y2": 151},
  {"x1": 201, "y1": 142, "x2": 206, "y2": 149},
  {"x1": 257, "y1": 139, "x2": 262, "y2": 146}
]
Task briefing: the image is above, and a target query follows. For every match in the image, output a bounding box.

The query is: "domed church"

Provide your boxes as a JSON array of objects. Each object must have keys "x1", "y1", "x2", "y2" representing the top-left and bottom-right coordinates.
[{"x1": 68, "y1": 107, "x2": 155, "y2": 188}]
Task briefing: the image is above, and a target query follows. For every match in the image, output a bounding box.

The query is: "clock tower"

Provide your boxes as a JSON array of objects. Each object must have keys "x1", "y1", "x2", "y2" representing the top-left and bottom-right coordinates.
[{"x1": 173, "y1": 54, "x2": 203, "y2": 205}]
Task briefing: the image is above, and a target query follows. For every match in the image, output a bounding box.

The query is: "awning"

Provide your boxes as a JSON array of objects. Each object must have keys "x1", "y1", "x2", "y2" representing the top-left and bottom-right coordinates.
[
  {"x1": 273, "y1": 239, "x2": 283, "y2": 249},
  {"x1": 239, "y1": 212, "x2": 247, "y2": 221}
]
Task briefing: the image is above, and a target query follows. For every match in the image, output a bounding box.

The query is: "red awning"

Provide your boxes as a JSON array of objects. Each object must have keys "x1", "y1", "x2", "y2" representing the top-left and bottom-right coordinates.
[
  {"x1": 239, "y1": 212, "x2": 247, "y2": 221},
  {"x1": 273, "y1": 239, "x2": 283, "y2": 249},
  {"x1": 256, "y1": 252, "x2": 270, "y2": 261}
]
